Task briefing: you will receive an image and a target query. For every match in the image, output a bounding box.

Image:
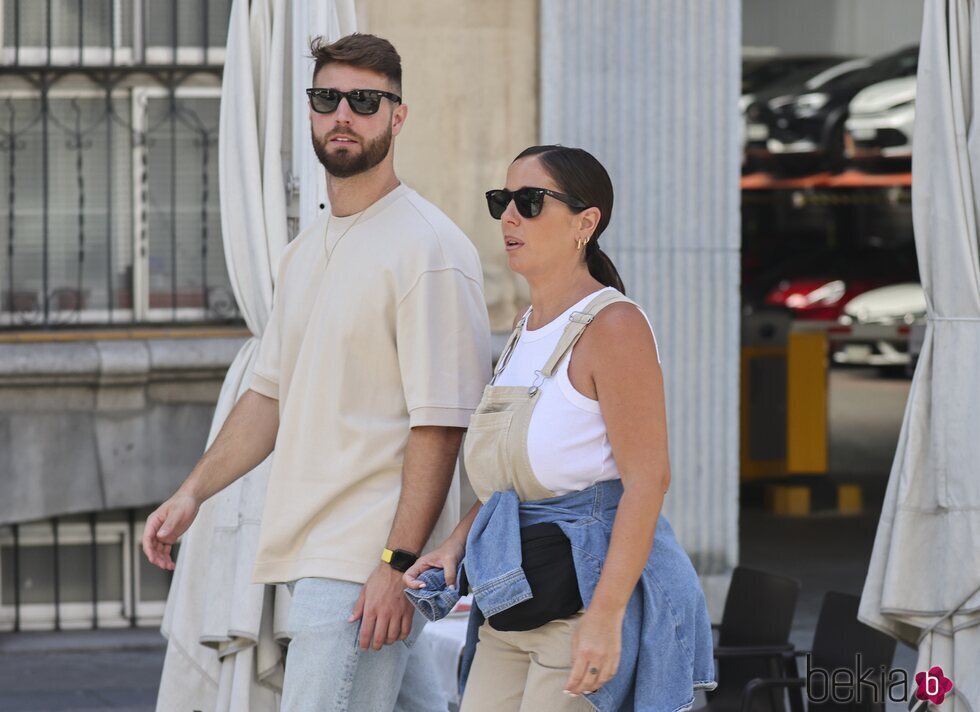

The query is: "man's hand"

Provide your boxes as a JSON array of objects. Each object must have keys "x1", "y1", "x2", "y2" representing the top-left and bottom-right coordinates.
[
  {"x1": 141, "y1": 490, "x2": 201, "y2": 570},
  {"x1": 351, "y1": 425, "x2": 461, "y2": 651},
  {"x1": 348, "y1": 563, "x2": 416, "y2": 651},
  {"x1": 140, "y1": 389, "x2": 280, "y2": 572}
]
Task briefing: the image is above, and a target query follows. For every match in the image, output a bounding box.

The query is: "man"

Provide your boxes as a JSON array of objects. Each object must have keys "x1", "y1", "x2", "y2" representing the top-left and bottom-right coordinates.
[{"x1": 143, "y1": 33, "x2": 491, "y2": 711}]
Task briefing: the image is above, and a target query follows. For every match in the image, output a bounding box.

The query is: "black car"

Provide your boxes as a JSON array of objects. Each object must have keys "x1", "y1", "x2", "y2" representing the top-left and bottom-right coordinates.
[
  {"x1": 759, "y1": 45, "x2": 919, "y2": 175},
  {"x1": 742, "y1": 55, "x2": 850, "y2": 96},
  {"x1": 742, "y1": 57, "x2": 861, "y2": 172}
]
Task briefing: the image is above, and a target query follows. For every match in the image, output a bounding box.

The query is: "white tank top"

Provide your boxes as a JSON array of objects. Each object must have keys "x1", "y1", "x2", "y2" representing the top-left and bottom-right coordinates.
[{"x1": 494, "y1": 287, "x2": 661, "y2": 495}]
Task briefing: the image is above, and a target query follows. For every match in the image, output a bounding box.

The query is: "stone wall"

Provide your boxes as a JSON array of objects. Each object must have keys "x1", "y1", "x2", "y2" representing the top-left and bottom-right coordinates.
[
  {"x1": 358, "y1": 0, "x2": 538, "y2": 330},
  {"x1": 0, "y1": 336, "x2": 245, "y2": 525}
]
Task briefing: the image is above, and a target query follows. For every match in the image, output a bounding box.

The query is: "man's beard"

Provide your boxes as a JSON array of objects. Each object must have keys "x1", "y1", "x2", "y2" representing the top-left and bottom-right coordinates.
[{"x1": 312, "y1": 124, "x2": 393, "y2": 178}]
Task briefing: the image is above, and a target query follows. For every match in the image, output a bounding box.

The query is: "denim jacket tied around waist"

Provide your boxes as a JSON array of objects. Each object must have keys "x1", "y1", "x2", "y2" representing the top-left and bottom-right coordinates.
[{"x1": 405, "y1": 479, "x2": 717, "y2": 712}]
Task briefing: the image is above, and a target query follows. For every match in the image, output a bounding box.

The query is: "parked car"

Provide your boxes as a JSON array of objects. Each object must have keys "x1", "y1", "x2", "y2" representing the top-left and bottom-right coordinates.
[
  {"x1": 743, "y1": 58, "x2": 867, "y2": 172},
  {"x1": 844, "y1": 75, "x2": 916, "y2": 172},
  {"x1": 761, "y1": 45, "x2": 919, "y2": 175},
  {"x1": 758, "y1": 247, "x2": 919, "y2": 321},
  {"x1": 831, "y1": 282, "x2": 926, "y2": 370},
  {"x1": 765, "y1": 275, "x2": 891, "y2": 321},
  {"x1": 742, "y1": 56, "x2": 849, "y2": 96}
]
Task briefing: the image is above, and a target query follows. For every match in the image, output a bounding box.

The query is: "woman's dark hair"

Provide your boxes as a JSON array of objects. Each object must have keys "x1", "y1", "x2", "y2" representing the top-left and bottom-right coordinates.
[{"x1": 514, "y1": 145, "x2": 625, "y2": 294}]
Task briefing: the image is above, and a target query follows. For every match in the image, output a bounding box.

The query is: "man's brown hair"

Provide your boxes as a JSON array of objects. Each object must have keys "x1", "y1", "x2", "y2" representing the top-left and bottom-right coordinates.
[{"x1": 310, "y1": 33, "x2": 402, "y2": 92}]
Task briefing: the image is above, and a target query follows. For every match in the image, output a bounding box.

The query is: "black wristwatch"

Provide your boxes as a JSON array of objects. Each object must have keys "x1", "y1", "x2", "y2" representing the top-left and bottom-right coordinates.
[{"x1": 381, "y1": 547, "x2": 418, "y2": 573}]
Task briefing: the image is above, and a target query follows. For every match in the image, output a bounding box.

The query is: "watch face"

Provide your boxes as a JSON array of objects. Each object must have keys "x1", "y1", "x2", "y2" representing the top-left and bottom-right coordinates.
[{"x1": 388, "y1": 549, "x2": 417, "y2": 572}]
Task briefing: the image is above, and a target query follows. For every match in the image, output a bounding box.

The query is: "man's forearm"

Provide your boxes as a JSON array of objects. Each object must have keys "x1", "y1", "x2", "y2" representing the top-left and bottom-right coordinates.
[
  {"x1": 386, "y1": 425, "x2": 465, "y2": 553},
  {"x1": 179, "y1": 389, "x2": 280, "y2": 503}
]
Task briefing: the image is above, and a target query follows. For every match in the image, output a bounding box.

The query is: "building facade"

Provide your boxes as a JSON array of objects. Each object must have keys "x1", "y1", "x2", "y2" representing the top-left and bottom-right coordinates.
[
  {"x1": 0, "y1": 0, "x2": 241, "y2": 631},
  {"x1": 0, "y1": 0, "x2": 742, "y2": 631}
]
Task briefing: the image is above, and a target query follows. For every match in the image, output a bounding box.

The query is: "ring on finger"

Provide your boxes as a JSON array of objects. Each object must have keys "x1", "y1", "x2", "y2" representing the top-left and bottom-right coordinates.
[{"x1": 589, "y1": 666, "x2": 600, "y2": 675}]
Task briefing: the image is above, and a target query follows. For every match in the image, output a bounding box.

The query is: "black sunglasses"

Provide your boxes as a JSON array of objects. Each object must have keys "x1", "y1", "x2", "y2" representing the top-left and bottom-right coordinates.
[
  {"x1": 306, "y1": 88, "x2": 402, "y2": 116},
  {"x1": 485, "y1": 187, "x2": 587, "y2": 220}
]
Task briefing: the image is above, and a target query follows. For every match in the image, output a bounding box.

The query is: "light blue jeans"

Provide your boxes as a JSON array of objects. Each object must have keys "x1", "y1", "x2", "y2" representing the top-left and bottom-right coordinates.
[{"x1": 282, "y1": 577, "x2": 448, "y2": 712}]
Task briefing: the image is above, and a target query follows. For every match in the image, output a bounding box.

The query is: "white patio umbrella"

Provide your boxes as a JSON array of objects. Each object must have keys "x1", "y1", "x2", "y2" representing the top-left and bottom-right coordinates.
[
  {"x1": 156, "y1": 1, "x2": 355, "y2": 709},
  {"x1": 859, "y1": 3, "x2": 980, "y2": 712}
]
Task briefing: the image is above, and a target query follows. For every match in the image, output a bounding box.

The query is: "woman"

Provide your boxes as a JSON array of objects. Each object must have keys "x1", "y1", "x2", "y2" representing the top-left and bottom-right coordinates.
[{"x1": 404, "y1": 145, "x2": 716, "y2": 711}]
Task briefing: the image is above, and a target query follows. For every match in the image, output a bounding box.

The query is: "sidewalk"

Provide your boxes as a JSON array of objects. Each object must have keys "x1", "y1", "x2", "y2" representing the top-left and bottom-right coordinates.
[{"x1": 0, "y1": 630, "x2": 164, "y2": 712}]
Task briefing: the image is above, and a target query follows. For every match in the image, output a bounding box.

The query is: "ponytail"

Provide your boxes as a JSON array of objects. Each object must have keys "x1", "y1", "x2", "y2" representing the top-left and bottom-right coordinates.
[
  {"x1": 514, "y1": 145, "x2": 625, "y2": 292},
  {"x1": 585, "y1": 241, "x2": 626, "y2": 294}
]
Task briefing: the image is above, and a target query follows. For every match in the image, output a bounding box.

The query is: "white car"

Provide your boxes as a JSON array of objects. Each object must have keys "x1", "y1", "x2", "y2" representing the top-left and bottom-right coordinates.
[
  {"x1": 845, "y1": 76, "x2": 916, "y2": 168},
  {"x1": 831, "y1": 282, "x2": 926, "y2": 369}
]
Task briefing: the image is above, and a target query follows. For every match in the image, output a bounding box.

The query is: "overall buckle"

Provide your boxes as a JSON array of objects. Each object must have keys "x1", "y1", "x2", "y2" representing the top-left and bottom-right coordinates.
[{"x1": 569, "y1": 311, "x2": 594, "y2": 325}]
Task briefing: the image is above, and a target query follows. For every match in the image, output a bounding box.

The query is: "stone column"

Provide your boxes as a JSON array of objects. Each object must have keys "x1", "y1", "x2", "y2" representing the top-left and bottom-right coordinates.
[{"x1": 540, "y1": 0, "x2": 742, "y2": 611}]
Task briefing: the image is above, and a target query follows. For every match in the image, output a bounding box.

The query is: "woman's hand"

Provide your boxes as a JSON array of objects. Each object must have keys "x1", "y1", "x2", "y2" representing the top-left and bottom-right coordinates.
[
  {"x1": 564, "y1": 605, "x2": 624, "y2": 696},
  {"x1": 402, "y1": 535, "x2": 465, "y2": 590}
]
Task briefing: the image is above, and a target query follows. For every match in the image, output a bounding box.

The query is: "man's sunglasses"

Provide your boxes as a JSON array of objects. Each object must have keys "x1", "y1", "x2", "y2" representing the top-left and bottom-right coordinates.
[
  {"x1": 306, "y1": 88, "x2": 402, "y2": 116},
  {"x1": 485, "y1": 187, "x2": 587, "y2": 220}
]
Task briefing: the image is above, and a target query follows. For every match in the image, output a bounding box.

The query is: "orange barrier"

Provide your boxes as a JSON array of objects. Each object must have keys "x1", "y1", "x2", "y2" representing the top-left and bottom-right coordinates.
[
  {"x1": 825, "y1": 170, "x2": 912, "y2": 188},
  {"x1": 741, "y1": 172, "x2": 836, "y2": 190},
  {"x1": 741, "y1": 171, "x2": 912, "y2": 190}
]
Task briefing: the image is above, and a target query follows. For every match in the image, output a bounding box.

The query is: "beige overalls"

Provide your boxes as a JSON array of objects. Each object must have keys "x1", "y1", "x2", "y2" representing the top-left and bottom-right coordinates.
[{"x1": 459, "y1": 289, "x2": 636, "y2": 712}]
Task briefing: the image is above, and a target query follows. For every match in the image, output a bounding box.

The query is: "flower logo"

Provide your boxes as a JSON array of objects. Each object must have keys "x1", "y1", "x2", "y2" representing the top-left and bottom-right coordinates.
[{"x1": 915, "y1": 666, "x2": 953, "y2": 705}]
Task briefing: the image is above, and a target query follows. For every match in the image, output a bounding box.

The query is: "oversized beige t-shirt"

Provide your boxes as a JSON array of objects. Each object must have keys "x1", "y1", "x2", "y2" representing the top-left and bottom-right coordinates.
[{"x1": 248, "y1": 184, "x2": 491, "y2": 584}]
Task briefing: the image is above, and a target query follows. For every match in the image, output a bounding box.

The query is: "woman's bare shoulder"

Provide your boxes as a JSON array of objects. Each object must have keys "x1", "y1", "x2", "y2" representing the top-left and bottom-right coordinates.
[
  {"x1": 579, "y1": 302, "x2": 658, "y2": 362},
  {"x1": 590, "y1": 302, "x2": 651, "y2": 336}
]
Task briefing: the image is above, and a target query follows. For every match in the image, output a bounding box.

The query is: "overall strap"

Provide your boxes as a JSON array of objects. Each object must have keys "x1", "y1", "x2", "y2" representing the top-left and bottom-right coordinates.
[
  {"x1": 540, "y1": 290, "x2": 637, "y2": 378},
  {"x1": 489, "y1": 307, "x2": 532, "y2": 385}
]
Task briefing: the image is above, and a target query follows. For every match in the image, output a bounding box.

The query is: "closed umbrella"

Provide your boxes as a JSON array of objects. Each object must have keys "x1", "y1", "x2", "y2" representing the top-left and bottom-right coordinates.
[
  {"x1": 292, "y1": 0, "x2": 358, "y2": 229},
  {"x1": 859, "y1": 4, "x2": 980, "y2": 712},
  {"x1": 156, "y1": 1, "x2": 355, "y2": 709}
]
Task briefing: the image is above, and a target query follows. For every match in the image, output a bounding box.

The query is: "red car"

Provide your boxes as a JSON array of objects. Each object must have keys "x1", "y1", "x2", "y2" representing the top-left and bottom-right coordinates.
[
  {"x1": 757, "y1": 248, "x2": 918, "y2": 321},
  {"x1": 764, "y1": 275, "x2": 896, "y2": 320}
]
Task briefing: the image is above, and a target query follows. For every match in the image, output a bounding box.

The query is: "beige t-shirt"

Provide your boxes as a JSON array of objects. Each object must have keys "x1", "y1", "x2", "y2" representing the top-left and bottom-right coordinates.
[{"x1": 248, "y1": 184, "x2": 491, "y2": 585}]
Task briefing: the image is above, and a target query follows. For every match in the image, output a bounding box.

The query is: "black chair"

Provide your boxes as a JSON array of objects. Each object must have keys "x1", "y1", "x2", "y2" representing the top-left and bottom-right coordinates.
[
  {"x1": 741, "y1": 592, "x2": 898, "y2": 712},
  {"x1": 698, "y1": 566, "x2": 803, "y2": 712}
]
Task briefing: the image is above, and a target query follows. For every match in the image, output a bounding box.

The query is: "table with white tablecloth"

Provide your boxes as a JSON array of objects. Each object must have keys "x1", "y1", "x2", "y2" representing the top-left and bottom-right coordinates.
[{"x1": 414, "y1": 599, "x2": 471, "y2": 709}]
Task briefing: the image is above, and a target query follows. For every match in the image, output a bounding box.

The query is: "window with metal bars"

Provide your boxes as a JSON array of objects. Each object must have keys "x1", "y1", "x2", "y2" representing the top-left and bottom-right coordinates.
[
  {"x1": 0, "y1": 509, "x2": 174, "y2": 631},
  {"x1": 0, "y1": 0, "x2": 239, "y2": 328}
]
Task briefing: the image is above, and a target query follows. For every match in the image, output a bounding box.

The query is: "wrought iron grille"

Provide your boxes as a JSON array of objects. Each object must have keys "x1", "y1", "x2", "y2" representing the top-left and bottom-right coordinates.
[
  {"x1": 0, "y1": 509, "x2": 174, "y2": 631},
  {"x1": 0, "y1": 0, "x2": 240, "y2": 328}
]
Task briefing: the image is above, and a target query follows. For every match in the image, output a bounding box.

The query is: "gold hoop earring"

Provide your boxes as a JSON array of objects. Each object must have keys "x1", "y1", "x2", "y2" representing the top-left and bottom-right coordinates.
[{"x1": 576, "y1": 237, "x2": 588, "y2": 251}]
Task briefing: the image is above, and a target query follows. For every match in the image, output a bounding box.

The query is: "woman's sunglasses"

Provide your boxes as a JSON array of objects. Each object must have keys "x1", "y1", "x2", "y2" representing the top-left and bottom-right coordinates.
[
  {"x1": 306, "y1": 88, "x2": 402, "y2": 116},
  {"x1": 485, "y1": 187, "x2": 587, "y2": 220}
]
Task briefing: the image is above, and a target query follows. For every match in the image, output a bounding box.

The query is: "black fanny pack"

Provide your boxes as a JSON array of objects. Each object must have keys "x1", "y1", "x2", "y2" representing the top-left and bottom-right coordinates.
[{"x1": 485, "y1": 522, "x2": 583, "y2": 632}]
